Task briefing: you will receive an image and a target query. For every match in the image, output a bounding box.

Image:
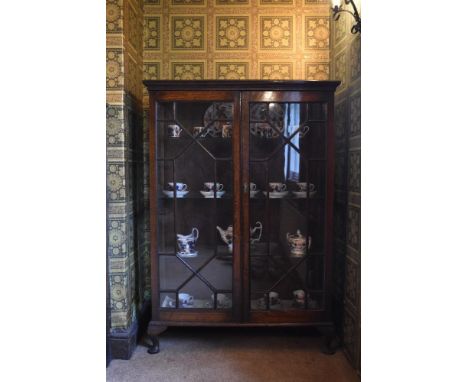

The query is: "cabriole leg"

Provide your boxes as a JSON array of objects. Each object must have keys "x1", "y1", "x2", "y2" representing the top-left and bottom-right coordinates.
[
  {"x1": 147, "y1": 335, "x2": 160, "y2": 354},
  {"x1": 318, "y1": 324, "x2": 340, "y2": 355}
]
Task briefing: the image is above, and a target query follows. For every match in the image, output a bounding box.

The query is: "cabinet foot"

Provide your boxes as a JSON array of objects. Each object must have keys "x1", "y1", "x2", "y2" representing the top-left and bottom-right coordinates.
[
  {"x1": 147, "y1": 336, "x2": 160, "y2": 354},
  {"x1": 318, "y1": 325, "x2": 340, "y2": 355},
  {"x1": 147, "y1": 323, "x2": 167, "y2": 354}
]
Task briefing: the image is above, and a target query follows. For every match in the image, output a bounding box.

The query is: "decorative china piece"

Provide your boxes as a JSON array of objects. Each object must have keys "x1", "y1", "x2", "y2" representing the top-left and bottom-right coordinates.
[
  {"x1": 250, "y1": 221, "x2": 263, "y2": 244},
  {"x1": 168, "y1": 124, "x2": 182, "y2": 138},
  {"x1": 222, "y1": 124, "x2": 232, "y2": 138},
  {"x1": 293, "y1": 289, "x2": 306, "y2": 306},
  {"x1": 161, "y1": 295, "x2": 175, "y2": 308},
  {"x1": 211, "y1": 293, "x2": 232, "y2": 308},
  {"x1": 169, "y1": 182, "x2": 188, "y2": 191},
  {"x1": 177, "y1": 228, "x2": 199, "y2": 257},
  {"x1": 178, "y1": 293, "x2": 194, "y2": 307},
  {"x1": 250, "y1": 103, "x2": 284, "y2": 138},
  {"x1": 263, "y1": 190, "x2": 289, "y2": 198},
  {"x1": 286, "y1": 230, "x2": 311, "y2": 258},
  {"x1": 269, "y1": 182, "x2": 287, "y2": 192},
  {"x1": 204, "y1": 103, "x2": 233, "y2": 137},
  {"x1": 268, "y1": 291, "x2": 280, "y2": 306},
  {"x1": 292, "y1": 190, "x2": 317, "y2": 198},
  {"x1": 217, "y1": 221, "x2": 263, "y2": 253},
  {"x1": 216, "y1": 225, "x2": 233, "y2": 253},
  {"x1": 163, "y1": 190, "x2": 189, "y2": 198},
  {"x1": 249, "y1": 183, "x2": 259, "y2": 198},
  {"x1": 193, "y1": 126, "x2": 208, "y2": 137},
  {"x1": 204, "y1": 182, "x2": 224, "y2": 191},
  {"x1": 296, "y1": 183, "x2": 315, "y2": 192},
  {"x1": 200, "y1": 190, "x2": 225, "y2": 198}
]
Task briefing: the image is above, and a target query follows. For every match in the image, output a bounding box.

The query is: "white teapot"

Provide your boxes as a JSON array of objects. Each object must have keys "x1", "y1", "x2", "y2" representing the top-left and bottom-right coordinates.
[
  {"x1": 286, "y1": 230, "x2": 311, "y2": 258},
  {"x1": 216, "y1": 225, "x2": 233, "y2": 253},
  {"x1": 217, "y1": 221, "x2": 263, "y2": 253}
]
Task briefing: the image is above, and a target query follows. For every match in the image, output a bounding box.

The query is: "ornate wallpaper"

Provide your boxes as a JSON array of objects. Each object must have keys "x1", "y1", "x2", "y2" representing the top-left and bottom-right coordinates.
[{"x1": 142, "y1": 0, "x2": 332, "y2": 107}]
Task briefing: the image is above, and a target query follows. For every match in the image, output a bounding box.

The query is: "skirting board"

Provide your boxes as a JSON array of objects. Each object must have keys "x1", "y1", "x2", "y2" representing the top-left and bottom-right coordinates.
[{"x1": 108, "y1": 301, "x2": 151, "y2": 361}]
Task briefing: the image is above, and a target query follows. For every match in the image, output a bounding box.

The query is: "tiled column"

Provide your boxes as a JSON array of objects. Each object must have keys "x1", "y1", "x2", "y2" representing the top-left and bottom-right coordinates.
[
  {"x1": 107, "y1": 0, "x2": 145, "y2": 360},
  {"x1": 331, "y1": 3, "x2": 361, "y2": 371}
]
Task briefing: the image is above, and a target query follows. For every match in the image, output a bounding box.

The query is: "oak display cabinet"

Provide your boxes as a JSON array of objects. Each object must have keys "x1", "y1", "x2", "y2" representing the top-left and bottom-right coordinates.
[{"x1": 144, "y1": 80, "x2": 340, "y2": 354}]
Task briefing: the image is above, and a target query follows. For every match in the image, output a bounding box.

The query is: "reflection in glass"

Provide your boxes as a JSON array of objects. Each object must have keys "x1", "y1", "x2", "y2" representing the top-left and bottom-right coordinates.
[
  {"x1": 249, "y1": 102, "x2": 328, "y2": 311},
  {"x1": 156, "y1": 101, "x2": 234, "y2": 310}
]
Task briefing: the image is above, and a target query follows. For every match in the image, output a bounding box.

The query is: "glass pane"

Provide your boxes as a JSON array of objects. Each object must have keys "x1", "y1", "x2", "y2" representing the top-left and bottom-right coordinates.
[
  {"x1": 249, "y1": 101, "x2": 327, "y2": 312},
  {"x1": 156, "y1": 101, "x2": 234, "y2": 311}
]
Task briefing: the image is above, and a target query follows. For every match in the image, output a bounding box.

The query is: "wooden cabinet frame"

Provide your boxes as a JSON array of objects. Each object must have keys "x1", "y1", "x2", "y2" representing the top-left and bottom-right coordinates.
[{"x1": 144, "y1": 81, "x2": 340, "y2": 354}]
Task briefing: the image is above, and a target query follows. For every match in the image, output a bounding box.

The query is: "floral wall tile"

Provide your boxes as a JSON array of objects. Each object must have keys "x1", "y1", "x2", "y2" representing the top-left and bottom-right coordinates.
[
  {"x1": 215, "y1": 16, "x2": 249, "y2": 51},
  {"x1": 305, "y1": 16, "x2": 330, "y2": 49},
  {"x1": 260, "y1": 16, "x2": 294, "y2": 50},
  {"x1": 171, "y1": 61, "x2": 206, "y2": 79},
  {"x1": 171, "y1": 15, "x2": 206, "y2": 51},
  {"x1": 259, "y1": 62, "x2": 293, "y2": 79},
  {"x1": 215, "y1": 61, "x2": 249, "y2": 79}
]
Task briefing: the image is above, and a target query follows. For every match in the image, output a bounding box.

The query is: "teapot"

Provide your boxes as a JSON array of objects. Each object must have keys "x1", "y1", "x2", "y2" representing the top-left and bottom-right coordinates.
[
  {"x1": 177, "y1": 227, "x2": 199, "y2": 242},
  {"x1": 217, "y1": 221, "x2": 263, "y2": 253},
  {"x1": 216, "y1": 225, "x2": 233, "y2": 253},
  {"x1": 286, "y1": 230, "x2": 311, "y2": 258},
  {"x1": 250, "y1": 221, "x2": 262, "y2": 244}
]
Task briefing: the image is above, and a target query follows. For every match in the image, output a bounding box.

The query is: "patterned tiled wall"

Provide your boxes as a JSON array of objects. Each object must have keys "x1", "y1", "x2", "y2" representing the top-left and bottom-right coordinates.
[
  {"x1": 141, "y1": 0, "x2": 332, "y2": 107},
  {"x1": 330, "y1": 0, "x2": 361, "y2": 372},
  {"x1": 107, "y1": 0, "x2": 149, "y2": 337}
]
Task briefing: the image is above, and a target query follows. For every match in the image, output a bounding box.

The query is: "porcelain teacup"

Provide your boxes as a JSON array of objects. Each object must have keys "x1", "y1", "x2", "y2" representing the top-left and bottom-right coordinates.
[
  {"x1": 168, "y1": 182, "x2": 188, "y2": 191},
  {"x1": 293, "y1": 289, "x2": 306, "y2": 305},
  {"x1": 250, "y1": 183, "x2": 257, "y2": 191},
  {"x1": 178, "y1": 293, "x2": 194, "y2": 306},
  {"x1": 204, "y1": 182, "x2": 224, "y2": 191},
  {"x1": 297, "y1": 183, "x2": 316, "y2": 192},
  {"x1": 268, "y1": 291, "x2": 280, "y2": 306},
  {"x1": 193, "y1": 126, "x2": 207, "y2": 137},
  {"x1": 212, "y1": 293, "x2": 230, "y2": 307},
  {"x1": 269, "y1": 182, "x2": 286, "y2": 192},
  {"x1": 168, "y1": 124, "x2": 182, "y2": 138}
]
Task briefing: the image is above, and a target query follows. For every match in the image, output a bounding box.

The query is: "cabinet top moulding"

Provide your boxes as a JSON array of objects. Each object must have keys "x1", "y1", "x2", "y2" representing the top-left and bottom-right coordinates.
[{"x1": 143, "y1": 80, "x2": 340, "y2": 92}]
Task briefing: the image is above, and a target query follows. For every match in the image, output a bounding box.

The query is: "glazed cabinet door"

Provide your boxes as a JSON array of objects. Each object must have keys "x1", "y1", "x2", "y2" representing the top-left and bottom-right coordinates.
[
  {"x1": 241, "y1": 91, "x2": 334, "y2": 323},
  {"x1": 150, "y1": 91, "x2": 242, "y2": 322}
]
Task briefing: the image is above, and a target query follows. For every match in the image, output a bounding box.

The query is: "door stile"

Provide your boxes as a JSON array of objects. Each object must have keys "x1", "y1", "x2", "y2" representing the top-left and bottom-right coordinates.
[
  {"x1": 149, "y1": 92, "x2": 160, "y2": 320},
  {"x1": 240, "y1": 92, "x2": 251, "y2": 322},
  {"x1": 231, "y1": 92, "x2": 243, "y2": 322},
  {"x1": 323, "y1": 93, "x2": 335, "y2": 319}
]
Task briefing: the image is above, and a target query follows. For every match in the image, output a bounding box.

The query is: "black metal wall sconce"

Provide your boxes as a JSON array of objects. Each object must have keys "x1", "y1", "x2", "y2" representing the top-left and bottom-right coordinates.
[{"x1": 331, "y1": 0, "x2": 361, "y2": 34}]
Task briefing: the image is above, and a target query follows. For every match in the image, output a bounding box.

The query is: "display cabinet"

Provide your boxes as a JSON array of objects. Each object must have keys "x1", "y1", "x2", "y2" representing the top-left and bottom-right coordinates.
[{"x1": 143, "y1": 80, "x2": 340, "y2": 354}]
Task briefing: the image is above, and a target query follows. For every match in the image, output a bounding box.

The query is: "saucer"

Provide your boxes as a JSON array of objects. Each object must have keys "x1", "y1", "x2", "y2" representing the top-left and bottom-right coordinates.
[
  {"x1": 263, "y1": 191, "x2": 289, "y2": 198},
  {"x1": 200, "y1": 190, "x2": 225, "y2": 198},
  {"x1": 292, "y1": 190, "x2": 317, "y2": 198},
  {"x1": 177, "y1": 251, "x2": 198, "y2": 258},
  {"x1": 250, "y1": 190, "x2": 259, "y2": 198},
  {"x1": 163, "y1": 190, "x2": 189, "y2": 198}
]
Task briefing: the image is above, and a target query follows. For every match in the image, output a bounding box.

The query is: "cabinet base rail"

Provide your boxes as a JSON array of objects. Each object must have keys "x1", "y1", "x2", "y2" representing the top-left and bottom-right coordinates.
[{"x1": 147, "y1": 321, "x2": 337, "y2": 355}]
